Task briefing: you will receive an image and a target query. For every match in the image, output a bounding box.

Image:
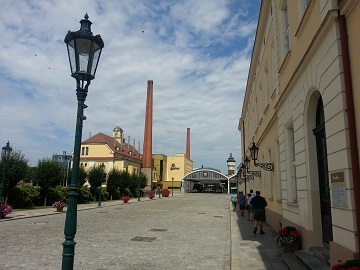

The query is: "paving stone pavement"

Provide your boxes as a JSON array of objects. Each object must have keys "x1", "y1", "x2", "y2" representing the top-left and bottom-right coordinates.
[{"x1": 0, "y1": 193, "x2": 289, "y2": 270}]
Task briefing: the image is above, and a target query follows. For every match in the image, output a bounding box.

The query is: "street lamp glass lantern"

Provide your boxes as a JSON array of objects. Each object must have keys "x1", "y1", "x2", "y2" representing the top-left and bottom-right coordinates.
[
  {"x1": 1, "y1": 141, "x2": 12, "y2": 159},
  {"x1": 65, "y1": 13, "x2": 104, "y2": 83},
  {"x1": 244, "y1": 156, "x2": 250, "y2": 170},
  {"x1": 250, "y1": 142, "x2": 259, "y2": 162}
]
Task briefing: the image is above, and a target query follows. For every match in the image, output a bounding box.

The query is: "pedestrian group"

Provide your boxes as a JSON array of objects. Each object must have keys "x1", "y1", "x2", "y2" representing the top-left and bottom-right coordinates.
[{"x1": 231, "y1": 189, "x2": 268, "y2": 234}]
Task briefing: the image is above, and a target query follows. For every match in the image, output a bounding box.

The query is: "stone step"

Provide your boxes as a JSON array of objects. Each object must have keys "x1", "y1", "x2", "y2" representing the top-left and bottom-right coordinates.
[
  {"x1": 295, "y1": 250, "x2": 330, "y2": 270},
  {"x1": 310, "y1": 246, "x2": 330, "y2": 265},
  {"x1": 283, "y1": 253, "x2": 309, "y2": 270}
]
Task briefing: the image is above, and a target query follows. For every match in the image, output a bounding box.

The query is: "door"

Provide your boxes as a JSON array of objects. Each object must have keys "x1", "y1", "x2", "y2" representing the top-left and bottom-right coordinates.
[{"x1": 313, "y1": 98, "x2": 333, "y2": 244}]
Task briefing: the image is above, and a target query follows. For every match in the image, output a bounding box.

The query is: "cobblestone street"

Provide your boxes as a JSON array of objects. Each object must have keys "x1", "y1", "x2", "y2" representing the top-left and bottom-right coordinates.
[
  {"x1": 1, "y1": 194, "x2": 232, "y2": 270},
  {"x1": 0, "y1": 193, "x2": 287, "y2": 270}
]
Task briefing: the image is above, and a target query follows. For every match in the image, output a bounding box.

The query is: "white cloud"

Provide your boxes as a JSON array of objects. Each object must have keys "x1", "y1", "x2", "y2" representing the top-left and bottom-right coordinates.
[{"x1": 0, "y1": 0, "x2": 260, "y2": 173}]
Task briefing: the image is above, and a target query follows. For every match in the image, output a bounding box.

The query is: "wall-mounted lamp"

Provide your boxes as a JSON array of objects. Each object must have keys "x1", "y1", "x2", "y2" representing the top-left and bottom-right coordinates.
[
  {"x1": 250, "y1": 142, "x2": 274, "y2": 172},
  {"x1": 244, "y1": 156, "x2": 261, "y2": 177}
]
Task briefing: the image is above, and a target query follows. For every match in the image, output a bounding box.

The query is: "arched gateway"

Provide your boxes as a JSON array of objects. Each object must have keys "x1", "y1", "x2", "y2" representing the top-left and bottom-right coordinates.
[{"x1": 182, "y1": 167, "x2": 239, "y2": 194}]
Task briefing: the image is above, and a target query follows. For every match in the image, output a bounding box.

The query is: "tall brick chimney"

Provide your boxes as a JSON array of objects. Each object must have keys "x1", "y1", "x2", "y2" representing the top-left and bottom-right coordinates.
[
  {"x1": 186, "y1": 128, "x2": 190, "y2": 160},
  {"x1": 142, "y1": 80, "x2": 153, "y2": 189}
]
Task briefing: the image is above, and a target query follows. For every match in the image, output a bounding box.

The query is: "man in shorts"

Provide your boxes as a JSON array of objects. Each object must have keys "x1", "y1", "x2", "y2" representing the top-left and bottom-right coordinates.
[{"x1": 250, "y1": 190, "x2": 268, "y2": 234}]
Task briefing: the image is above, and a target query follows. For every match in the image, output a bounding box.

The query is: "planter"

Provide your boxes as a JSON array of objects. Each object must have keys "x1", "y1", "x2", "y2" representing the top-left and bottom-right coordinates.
[
  {"x1": 280, "y1": 242, "x2": 299, "y2": 253},
  {"x1": 122, "y1": 196, "x2": 131, "y2": 203},
  {"x1": 0, "y1": 213, "x2": 6, "y2": 219},
  {"x1": 56, "y1": 206, "x2": 64, "y2": 212}
]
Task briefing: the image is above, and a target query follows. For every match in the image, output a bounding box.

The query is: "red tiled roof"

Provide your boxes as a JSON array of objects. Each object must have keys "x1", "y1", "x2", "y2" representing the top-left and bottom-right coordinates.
[{"x1": 82, "y1": 132, "x2": 142, "y2": 160}]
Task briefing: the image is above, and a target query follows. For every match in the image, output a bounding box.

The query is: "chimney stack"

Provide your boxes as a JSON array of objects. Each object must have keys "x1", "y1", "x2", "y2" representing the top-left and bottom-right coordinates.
[
  {"x1": 143, "y1": 80, "x2": 153, "y2": 168},
  {"x1": 186, "y1": 128, "x2": 190, "y2": 159}
]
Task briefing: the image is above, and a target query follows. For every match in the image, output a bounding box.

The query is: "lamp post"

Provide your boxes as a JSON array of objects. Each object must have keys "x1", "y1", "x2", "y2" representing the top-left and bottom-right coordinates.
[
  {"x1": 1, "y1": 142, "x2": 12, "y2": 204},
  {"x1": 172, "y1": 177, "x2": 174, "y2": 196},
  {"x1": 98, "y1": 164, "x2": 105, "y2": 207},
  {"x1": 250, "y1": 142, "x2": 274, "y2": 171},
  {"x1": 62, "y1": 14, "x2": 104, "y2": 270}
]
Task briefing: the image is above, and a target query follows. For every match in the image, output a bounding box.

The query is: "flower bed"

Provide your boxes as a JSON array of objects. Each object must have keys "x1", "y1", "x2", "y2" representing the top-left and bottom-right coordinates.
[{"x1": 332, "y1": 259, "x2": 360, "y2": 270}]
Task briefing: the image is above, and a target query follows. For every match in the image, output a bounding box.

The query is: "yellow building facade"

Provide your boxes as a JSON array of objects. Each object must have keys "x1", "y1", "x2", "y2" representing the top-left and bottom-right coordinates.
[
  {"x1": 152, "y1": 153, "x2": 193, "y2": 190},
  {"x1": 239, "y1": 0, "x2": 360, "y2": 264},
  {"x1": 76, "y1": 127, "x2": 142, "y2": 176}
]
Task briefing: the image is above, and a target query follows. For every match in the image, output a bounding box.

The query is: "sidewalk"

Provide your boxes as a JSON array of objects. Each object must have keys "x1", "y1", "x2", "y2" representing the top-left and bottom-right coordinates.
[
  {"x1": 0, "y1": 194, "x2": 170, "y2": 222},
  {"x1": 230, "y1": 207, "x2": 289, "y2": 269}
]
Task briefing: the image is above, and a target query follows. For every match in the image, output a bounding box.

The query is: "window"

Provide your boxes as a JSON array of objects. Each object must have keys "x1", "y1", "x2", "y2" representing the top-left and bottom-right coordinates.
[
  {"x1": 281, "y1": 1, "x2": 290, "y2": 54},
  {"x1": 286, "y1": 125, "x2": 297, "y2": 203},
  {"x1": 267, "y1": 148, "x2": 273, "y2": 199},
  {"x1": 276, "y1": 140, "x2": 282, "y2": 200},
  {"x1": 85, "y1": 147, "x2": 89, "y2": 155},
  {"x1": 264, "y1": 65, "x2": 269, "y2": 110},
  {"x1": 81, "y1": 147, "x2": 85, "y2": 156}
]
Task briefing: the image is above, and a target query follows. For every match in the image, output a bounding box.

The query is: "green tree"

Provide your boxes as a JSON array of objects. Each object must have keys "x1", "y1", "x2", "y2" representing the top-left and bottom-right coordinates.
[
  {"x1": 67, "y1": 165, "x2": 87, "y2": 187},
  {"x1": 106, "y1": 169, "x2": 121, "y2": 199},
  {"x1": 88, "y1": 165, "x2": 105, "y2": 200},
  {"x1": 0, "y1": 151, "x2": 29, "y2": 202},
  {"x1": 35, "y1": 158, "x2": 63, "y2": 206},
  {"x1": 118, "y1": 170, "x2": 131, "y2": 196},
  {"x1": 137, "y1": 173, "x2": 148, "y2": 189}
]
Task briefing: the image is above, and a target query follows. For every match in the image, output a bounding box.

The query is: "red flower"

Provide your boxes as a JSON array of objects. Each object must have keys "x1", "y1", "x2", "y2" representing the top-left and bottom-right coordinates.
[
  {"x1": 278, "y1": 229, "x2": 287, "y2": 236},
  {"x1": 290, "y1": 231, "x2": 300, "y2": 237}
]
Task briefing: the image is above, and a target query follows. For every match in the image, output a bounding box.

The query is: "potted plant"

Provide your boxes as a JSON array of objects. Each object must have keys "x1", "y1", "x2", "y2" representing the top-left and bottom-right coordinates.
[
  {"x1": 121, "y1": 196, "x2": 130, "y2": 203},
  {"x1": 162, "y1": 188, "x2": 170, "y2": 197},
  {"x1": 52, "y1": 201, "x2": 66, "y2": 212},
  {"x1": 148, "y1": 193, "x2": 155, "y2": 199},
  {"x1": 332, "y1": 259, "x2": 360, "y2": 270},
  {"x1": 276, "y1": 226, "x2": 300, "y2": 253},
  {"x1": 0, "y1": 204, "x2": 12, "y2": 219}
]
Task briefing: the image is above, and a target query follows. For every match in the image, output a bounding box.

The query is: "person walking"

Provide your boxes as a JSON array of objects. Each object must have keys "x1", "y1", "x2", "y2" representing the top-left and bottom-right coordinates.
[
  {"x1": 246, "y1": 192, "x2": 254, "y2": 221},
  {"x1": 231, "y1": 190, "x2": 237, "y2": 211},
  {"x1": 250, "y1": 190, "x2": 268, "y2": 234},
  {"x1": 237, "y1": 191, "x2": 246, "y2": 216}
]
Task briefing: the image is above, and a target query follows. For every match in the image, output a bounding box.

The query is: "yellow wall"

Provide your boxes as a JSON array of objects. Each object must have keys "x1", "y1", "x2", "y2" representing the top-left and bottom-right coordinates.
[{"x1": 166, "y1": 154, "x2": 193, "y2": 183}]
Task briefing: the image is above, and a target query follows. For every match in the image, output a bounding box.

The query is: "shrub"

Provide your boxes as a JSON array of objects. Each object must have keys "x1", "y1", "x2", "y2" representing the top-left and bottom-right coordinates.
[
  {"x1": 8, "y1": 185, "x2": 41, "y2": 208},
  {"x1": 148, "y1": 193, "x2": 155, "y2": 199},
  {"x1": 47, "y1": 186, "x2": 68, "y2": 205},
  {"x1": 162, "y1": 188, "x2": 170, "y2": 197},
  {"x1": 78, "y1": 186, "x2": 92, "y2": 203}
]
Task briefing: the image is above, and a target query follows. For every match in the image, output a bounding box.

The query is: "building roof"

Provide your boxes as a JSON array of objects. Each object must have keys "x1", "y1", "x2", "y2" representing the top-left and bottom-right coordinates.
[{"x1": 82, "y1": 132, "x2": 142, "y2": 161}]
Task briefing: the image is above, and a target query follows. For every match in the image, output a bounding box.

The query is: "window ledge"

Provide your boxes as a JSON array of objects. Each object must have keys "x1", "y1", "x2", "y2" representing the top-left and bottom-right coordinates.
[
  {"x1": 279, "y1": 50, "x2": 291, "y2": 74},
  {"x1": 286, "y1": 201, "x2": 299, "y2": 207},
  {"x1": 295, "y1": 0, "x2": 314, "y2": 37}
]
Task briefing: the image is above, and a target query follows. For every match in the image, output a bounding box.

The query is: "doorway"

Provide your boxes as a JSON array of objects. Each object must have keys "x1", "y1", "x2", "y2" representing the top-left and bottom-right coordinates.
[{"x1": 312, "y1": 97, "x2": 333, "y2": 244}]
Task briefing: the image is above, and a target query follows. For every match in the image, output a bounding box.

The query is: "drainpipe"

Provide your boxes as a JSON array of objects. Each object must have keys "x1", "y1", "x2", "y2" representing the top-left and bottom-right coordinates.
[
  {"x1": 337, "y1": 0, "x2": 360, "y2": 252},
  {"x1": 242, "y1": 119, "x2": 247, "y2": 196}
]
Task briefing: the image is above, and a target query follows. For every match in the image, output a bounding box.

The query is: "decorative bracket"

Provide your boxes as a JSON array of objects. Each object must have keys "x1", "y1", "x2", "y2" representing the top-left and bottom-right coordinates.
[
  {"x1": 247, "y1": 170, "x2": 261, "y2": 177},
  {"x1": 254, "y1": 163, "x2": 274, "y2": 172}
]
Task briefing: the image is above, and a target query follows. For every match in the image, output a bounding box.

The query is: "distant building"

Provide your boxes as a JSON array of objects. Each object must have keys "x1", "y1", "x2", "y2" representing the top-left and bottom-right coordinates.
[
  {"x1": 72, "y1": 127, "x2": 142, "y2": 176},
  {"x1": 52, "y1": 151, "x2": 71, "y2": 186},
  {"x1": 152, "y1": 153, "x2": 193, "y2": 190}
]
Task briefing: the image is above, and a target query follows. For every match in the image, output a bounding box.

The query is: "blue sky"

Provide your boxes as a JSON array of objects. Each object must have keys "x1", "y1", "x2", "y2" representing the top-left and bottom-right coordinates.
[{"x1": 0, "y1": 0, "x2": 260, "y2": 174}]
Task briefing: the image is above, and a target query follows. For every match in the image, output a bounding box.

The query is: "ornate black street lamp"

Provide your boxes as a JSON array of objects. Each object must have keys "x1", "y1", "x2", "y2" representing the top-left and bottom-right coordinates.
[
  {"x1": 1, "y1": 142, "x2": 12, "y2": 203},
  {"x1": 250, "y1": 142, "x2": 274, "y2": 171},
  {"x1": 98, "y1": 164, "x2": 105, "y2": 207},
  {"x1": 62, "y1": 14, "x2": 104, "y2": 270},
  {"x1": 244, "y1": 155, "x2": 261, "y2": 177}
]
